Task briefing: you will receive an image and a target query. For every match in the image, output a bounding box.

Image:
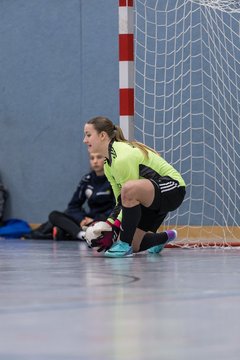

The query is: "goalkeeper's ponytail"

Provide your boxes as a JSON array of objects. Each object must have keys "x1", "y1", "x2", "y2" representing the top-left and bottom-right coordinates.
[
  {"x1": 87, "y1": 116, "x2": 160, "y2": 158},
  {"x1": 114, "y1": 125, "x2": 160, "y2": 158}
]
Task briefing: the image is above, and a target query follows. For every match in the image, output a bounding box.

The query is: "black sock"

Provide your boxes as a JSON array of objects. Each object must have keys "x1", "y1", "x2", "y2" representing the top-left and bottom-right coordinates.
[
  {"x1": 120, "y1": 204, "x2": 142, "y2": 245},
  {"x1": 139, "y1": 232, "x2": 168, "y2": 252}
]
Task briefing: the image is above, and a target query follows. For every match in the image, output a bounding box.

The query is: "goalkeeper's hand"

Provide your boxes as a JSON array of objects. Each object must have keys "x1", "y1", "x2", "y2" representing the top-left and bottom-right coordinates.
[{"x1": 85, "y1": 220, "x2": 121, "y2": 252}]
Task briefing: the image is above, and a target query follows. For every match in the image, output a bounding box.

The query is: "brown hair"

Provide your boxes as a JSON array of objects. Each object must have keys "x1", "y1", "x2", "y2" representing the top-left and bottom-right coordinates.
[{"x1": 86, "y1": 116, "x2": 159, "y2": 158}]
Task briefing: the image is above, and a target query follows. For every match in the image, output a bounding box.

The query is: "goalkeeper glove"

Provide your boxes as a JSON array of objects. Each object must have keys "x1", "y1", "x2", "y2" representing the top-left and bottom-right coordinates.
[{"x1": 85, "y1": 219, "x2": 121, "y2": 252}]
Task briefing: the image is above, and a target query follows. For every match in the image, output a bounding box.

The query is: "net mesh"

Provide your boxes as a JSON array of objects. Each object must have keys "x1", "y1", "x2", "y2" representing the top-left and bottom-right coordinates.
[{"x1": 134, "y1": 0, "x2": 240, "y2": 245}]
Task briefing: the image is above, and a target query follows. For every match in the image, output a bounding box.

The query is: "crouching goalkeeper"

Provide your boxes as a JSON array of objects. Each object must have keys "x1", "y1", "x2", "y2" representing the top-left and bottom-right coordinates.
[{"x1": 84, "y1": 116, "x2": 186, "y2": 257}]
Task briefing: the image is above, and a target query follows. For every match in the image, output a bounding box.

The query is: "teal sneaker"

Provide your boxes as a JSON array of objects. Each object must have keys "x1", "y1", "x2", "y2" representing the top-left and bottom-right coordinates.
[
  {"x1": 148, "y1": 230, "x2": 177, "y2": 254},
  {"x1": 105, "y1": 240, "x2": 133, "y2": 258},
  {"x1": 148, "y1": 243, "x2": 165, "y2": 254}
]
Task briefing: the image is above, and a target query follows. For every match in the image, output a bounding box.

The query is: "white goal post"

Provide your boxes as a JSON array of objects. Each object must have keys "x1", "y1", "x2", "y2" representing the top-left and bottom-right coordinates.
[{"x1": 119, "y1": 0, "x2": 240, "y2": 246}]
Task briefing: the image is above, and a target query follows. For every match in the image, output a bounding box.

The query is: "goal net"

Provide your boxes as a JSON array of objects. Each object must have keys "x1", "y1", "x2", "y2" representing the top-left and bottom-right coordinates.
[{"x1": 133, "y1": 0, "x2": 240, "y2": 246}]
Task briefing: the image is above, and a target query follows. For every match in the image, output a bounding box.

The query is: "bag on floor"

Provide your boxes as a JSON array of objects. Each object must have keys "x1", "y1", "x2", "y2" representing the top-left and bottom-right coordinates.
[{"x1": 0, "y1": 219, "x2": 31, "y2": 238}]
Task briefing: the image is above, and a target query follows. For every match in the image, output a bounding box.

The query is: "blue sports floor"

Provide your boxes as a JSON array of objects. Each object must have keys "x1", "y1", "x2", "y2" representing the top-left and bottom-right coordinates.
[{"x1": 0, "y1": 238, "x2": 240, "y2": 360}]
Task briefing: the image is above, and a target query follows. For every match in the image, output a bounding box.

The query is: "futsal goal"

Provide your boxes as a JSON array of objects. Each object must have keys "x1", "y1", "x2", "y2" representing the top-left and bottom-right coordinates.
[{"x1": 119, "y1": 0, "x2": 240, "y2": 247}]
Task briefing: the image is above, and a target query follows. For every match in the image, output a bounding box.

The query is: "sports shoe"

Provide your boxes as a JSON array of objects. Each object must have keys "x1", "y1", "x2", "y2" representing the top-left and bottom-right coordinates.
[
  {"x1": 148, "y1": 229, "x2": 177, "y2": 254},
  {"x1": 23, "y1": 221, "x2": 53, "y2": 239},
  {"x1": 53, "y1": 226, "x2": 67, "y2": 240},
  {"x1": 104, "y1": 240, "x2": 133, "y2": 258}
]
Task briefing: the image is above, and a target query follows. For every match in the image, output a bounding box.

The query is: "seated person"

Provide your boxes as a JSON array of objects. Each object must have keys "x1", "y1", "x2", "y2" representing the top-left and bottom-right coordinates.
[{"x1": 24, "y1": 153, "x2": 115, "y2": 240}]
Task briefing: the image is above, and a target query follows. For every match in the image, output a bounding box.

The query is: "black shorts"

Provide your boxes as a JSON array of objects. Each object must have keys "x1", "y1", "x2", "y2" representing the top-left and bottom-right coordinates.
[{"x1": 137, "y1": 176, "x2": 186, "y2": 232}]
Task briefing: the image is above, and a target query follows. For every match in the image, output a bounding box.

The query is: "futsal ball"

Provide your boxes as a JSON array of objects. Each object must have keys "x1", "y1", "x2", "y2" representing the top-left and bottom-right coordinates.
[
  {"x1": 85, "y1": 221, "x2": 112, "y2": 248},
  {"x1": 85, "y1": 222, "x2": 99, "y2": 247}
]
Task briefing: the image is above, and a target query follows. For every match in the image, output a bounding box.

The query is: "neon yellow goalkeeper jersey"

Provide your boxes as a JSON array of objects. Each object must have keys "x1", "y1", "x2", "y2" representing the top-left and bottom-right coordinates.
[{"x1": 104, "y1": 141, "x2": 186, "y2": 202}]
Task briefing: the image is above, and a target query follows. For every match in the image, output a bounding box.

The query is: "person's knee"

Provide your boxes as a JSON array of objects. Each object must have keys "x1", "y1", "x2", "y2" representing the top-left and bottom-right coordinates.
[
  {"x1": 48, "y1": 210, "x2": 61, "y2": 223},
  {"x1": 121, "y1": 181, "x2": 138, "y2": 205}
]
